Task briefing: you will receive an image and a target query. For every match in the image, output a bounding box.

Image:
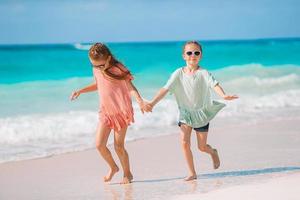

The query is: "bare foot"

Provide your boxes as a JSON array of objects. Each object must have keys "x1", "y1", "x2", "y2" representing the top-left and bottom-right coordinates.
[
  {"x1": 211, "y1": 149, "x2": 220, "y2": 169},
  {"x1": 120, "y1": 173, "x2": 133, "y2": 184},
  {"x1": 128, "y1": 172, "x2": 133, "y2": 181},
  {"x1": 120, "y1": 176, "x2": 132, "y2": 184},
  {"x1": 103, "y1": 166, "x2": 119, "y2": 182},
  {"x1": 184, "y1": 175, "x2": 197, "y2": 181}
]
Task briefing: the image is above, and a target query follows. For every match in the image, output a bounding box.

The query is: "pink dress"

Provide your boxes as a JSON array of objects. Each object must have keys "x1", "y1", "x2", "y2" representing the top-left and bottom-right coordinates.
[{"x1": 93, "y1": 64, "x2": 134, "y2": 131}]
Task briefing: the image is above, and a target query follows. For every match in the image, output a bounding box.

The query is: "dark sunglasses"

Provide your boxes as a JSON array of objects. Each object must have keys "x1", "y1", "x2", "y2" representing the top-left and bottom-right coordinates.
[{"x1": 186, "y1": 51, "x2": 201, "y2": 56}]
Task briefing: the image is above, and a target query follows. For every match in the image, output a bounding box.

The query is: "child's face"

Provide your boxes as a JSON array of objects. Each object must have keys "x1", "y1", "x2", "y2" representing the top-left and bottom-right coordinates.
[
  {"x1": 183, "y1": 44, "x2": 202, "y2": 66},
  {"x1": 89, "y1": 57, "x2": 107, "y2": 69}
]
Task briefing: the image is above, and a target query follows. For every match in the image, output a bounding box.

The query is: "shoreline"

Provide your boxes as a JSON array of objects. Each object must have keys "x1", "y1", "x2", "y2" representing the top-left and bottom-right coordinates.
[{"x1": 3, "y1": 113, "x2": 299, "y2": 165}]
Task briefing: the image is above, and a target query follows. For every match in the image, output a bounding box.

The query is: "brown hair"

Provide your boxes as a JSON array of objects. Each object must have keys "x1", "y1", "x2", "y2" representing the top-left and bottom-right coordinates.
[
  {"x1": 89, "y1": 43, "x2": 131, "y2": 80},
  {"x1": 182, "y1": 40, "x2": 203, "y2": 54}
]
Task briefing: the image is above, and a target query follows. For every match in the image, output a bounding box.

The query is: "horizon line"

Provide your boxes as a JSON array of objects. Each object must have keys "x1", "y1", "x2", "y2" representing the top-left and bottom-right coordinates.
[{"x1": 1, "y1": 36, "x2": 300, "y2": 46}]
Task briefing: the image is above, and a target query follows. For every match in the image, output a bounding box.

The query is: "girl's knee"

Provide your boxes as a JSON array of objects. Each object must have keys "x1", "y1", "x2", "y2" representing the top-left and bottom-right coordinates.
[
  {"x1": 198, "y1": 144, "x2": 208, "y2": 152},
  {"x1": 114, "y1": 143, "x2": 125, "y2": 153},
  {"x1": 96, "y1": 143, "x2": 107, "y2": 152}
]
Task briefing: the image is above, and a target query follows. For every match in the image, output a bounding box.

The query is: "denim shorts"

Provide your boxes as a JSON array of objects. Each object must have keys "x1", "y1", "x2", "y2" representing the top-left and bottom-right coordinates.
[{"x1": 178, "y1": 121, "x2": 210, "y2": 132}]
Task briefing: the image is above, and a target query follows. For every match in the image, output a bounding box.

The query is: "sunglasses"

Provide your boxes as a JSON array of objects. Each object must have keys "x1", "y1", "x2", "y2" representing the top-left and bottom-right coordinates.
[
  {"x1": 91, "y1": 64, "x2": 105, "y2": 69},
  {"x1": 186, "y1": 51, "x2": 201, "y2": 56}
]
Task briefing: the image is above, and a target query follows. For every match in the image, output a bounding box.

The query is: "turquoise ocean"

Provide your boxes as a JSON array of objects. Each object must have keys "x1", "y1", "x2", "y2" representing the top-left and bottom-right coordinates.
[{"x1": 1, "y1": 38, "x2": 300, "y2": 163}]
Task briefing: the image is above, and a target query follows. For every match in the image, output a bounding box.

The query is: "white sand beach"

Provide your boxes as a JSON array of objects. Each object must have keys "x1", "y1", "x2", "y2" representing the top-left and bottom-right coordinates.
[
  {"x1": 172, "y1": 172, "x2": 300, "y2": 200},
  {"x1": 1, "y1": 118, "x2": 300, "y2": 200}
]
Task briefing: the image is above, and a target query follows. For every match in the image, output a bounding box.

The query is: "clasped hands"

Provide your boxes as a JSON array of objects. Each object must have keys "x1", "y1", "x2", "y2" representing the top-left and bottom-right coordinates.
[{"x1": 138, "y1": 100, "x2": 154, "y2": 114}]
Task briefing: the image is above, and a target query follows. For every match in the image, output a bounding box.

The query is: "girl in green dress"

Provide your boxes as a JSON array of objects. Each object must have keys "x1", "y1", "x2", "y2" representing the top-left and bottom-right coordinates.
[{"x1": 145, "y1": 41, "x2": 238, "y2": 181}]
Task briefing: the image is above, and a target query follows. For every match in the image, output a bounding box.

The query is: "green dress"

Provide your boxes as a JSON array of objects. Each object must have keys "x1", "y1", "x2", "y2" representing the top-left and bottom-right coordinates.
[{"x1": 163, "y1": 67, "x2": 226, "y2": 128}]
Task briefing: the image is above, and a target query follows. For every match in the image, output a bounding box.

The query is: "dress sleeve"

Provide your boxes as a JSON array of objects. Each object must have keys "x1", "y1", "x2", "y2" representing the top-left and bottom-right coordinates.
[
  {"x1": 163, "y1": 69, "x2": 180, "y2": 93},
  {"x1": 207, "y1": 71, "x2": 219, "y2": 89}
]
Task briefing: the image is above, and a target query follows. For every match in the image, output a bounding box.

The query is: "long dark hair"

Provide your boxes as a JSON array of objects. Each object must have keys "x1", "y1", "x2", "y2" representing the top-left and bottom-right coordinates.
[{"x1": 89, "y1": 43, "x2": 131, "y2": 80}]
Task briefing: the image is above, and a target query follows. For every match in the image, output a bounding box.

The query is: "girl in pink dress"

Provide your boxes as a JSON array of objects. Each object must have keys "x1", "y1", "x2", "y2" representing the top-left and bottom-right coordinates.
[{"x1": 70, "y1": 43, "x2": 146, "y2": 184}]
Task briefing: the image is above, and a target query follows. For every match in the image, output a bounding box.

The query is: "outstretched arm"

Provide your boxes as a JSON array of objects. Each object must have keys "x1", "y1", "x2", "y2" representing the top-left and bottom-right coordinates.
[
  {"x1": 145, "y1": 88, "x2": 169, "y2": 111},
  {"x1": 213, "y1": 84, "x2": 238, "y2": 100},
  {"x1": 70, "y1": 82, "x2": 97, "y2": 100}
]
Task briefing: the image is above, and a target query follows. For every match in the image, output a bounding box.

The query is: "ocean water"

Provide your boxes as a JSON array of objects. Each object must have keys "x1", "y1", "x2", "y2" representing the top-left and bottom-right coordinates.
[{"x1": 1, "y1": 38, "x2": 300, "y2": 163}]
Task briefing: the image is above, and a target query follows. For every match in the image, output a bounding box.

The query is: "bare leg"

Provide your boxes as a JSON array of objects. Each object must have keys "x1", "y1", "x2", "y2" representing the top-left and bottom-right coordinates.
[
  {"x1": 95, "y1": 123, "x2": 119, "y2": 182},
  {"x1": 180, "y1": 123, "x2": 197, "y2": 181},
  {"x1": 196, "y1": 131, "x2": 220, "y2": 169},
  {"x1": 114, "y1": 126, "x2": 133, "y2": 184}
]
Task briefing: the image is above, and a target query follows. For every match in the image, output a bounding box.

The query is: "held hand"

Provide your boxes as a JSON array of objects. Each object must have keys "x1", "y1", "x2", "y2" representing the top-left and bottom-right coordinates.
[
  {"x1": 137, "y1": 99, "x2": 153, "y2": 114},
  {"x1": 143, "y1": 101, "x2": 154, "y2": 113},
  {"x1": 223, "y1": 95, "x2": 239, "y2": 100},
  {"x1": 138, "y1": 102, "x2": 145, "y2": 114},
  {"x1": 137, "y1": 100, "x2": 146, "y2": 114},
  {"x1": 70, "y1": 91, "x2": 81, "y2": 101}
]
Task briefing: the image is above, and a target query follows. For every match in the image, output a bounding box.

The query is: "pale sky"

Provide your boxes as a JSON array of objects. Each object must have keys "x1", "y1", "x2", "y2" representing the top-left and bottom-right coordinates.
[{"x1": 1, "y1": 0, "x2": 299, "y2": 44}]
